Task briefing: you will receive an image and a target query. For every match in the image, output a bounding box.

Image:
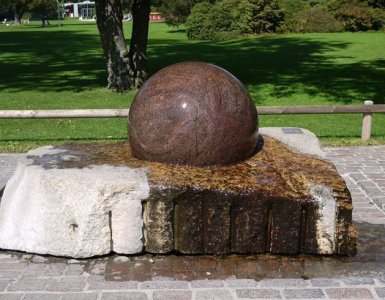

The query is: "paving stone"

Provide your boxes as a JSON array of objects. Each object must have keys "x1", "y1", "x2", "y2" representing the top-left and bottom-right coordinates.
[
  {"x1": 0, "y1": 294, "x2": 23, "y2": 300},
  {"x1": 325, "y1": 288, "x2": 374, "y2": 298},
  {"x1": 0, "y1": 263, "x2": 27, "y2": 272},
  {"x1": 236, "y1": 288, "x2": 281, "y2": 298},
  {"x1": 153, "y1": 290, "x2": 192, "y2": 300},
  {"x1": 283, "y1": 289, "x2": 325, "y2": 298},
  {"x1": 88, "y1": 280, "x2": 138, "y2": 290},
  {"x1": 61, "y1": 293, "x2": 99, "y2": 300},
  {"x1": 46, "y1": 279, "x2": 86, "y2": 292},
  {"x1": 23, "y1": 293, "x2": 61, "y2": 300},
  {"x1": 342, "y1": 277, "x2": 375, "y2": 285},
  {"x1": 0, "y1": 271, "x2": 22, "y2": 280},
  {"x1": 195, "y1": 289, "x2": 234, "y2": 300},
  {"x1": 375, "y1": 287, "x2": 385, "y2": 298},
  {"x1": 87, "y1": 260, "x2": 108, "y2": 275},
  {"x1": 43, "y1": 264, "x2": 67, "y2": 277},
  {"x1": 101, "y1": 292, "x2": 148, "y2": 300},
  {"x1": 22, "y1": 264, "x2": 47, "y2": 277},
  {"x1": 310, "y1": 278, "x2": 340, "y2": 287},
  {"x1": 65, "y1": 264, "x2": 85, "y2": 276},
  {"x1": 7, "y1": 279, "x2": 47, "y2": 291},
  {"x1": 0, "y1": 281, "x2": 10, "y2": 292},
  {"x1": 191, "y1": 280, "x2": 223, "y2": 288},
  {"x1": 139, "y1": 281, "x2": 188, "y2": 289},
  {"x1": 259, "y1": 279, "x2": 308, "y2": 288},
  {"x1": 225, "y1": 279, "x2": 258, "y2": 287},
  {"x1": 350, "y1": 174, "x2": 368, "y2": 181}
]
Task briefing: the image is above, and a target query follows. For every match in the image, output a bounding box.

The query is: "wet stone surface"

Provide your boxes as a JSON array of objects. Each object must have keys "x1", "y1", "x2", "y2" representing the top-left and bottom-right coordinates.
[
  {"x1": 128, "y1": 61, "x2": 258, "y2": 167},
  {"x1": 0, "y1": 221, "x2": 382, "y2": 282},
  {"x1": 0, "y1": 145, "x2": 384, "y2": 299},
  {"x1": 23, "y1": 135, "x2": 356, "y2": 256}
]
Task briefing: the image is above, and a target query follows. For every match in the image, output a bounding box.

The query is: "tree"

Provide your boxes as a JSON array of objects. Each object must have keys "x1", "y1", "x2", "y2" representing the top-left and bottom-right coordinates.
[
  {"x1": 248, "y1": 0, "x2": 285, "y2": 33},
  {"x1": 95, "y1": 0, "x2": 150, "y2": 91},
  {"x1": 158, "y1": 0, "x2": 196, "y2": 27},
  {"x1": 156, "y1": 0, "x2": 215, "y2": 27},
  {"x1": 30, "y1": 0, "x2": 57, "y2": 18},
  {"x1": 0, "y1": 0, "x2": 56, "y2": 25},
  {"x1": 128, "y1": 0, "x2": 151, "y2": 88},
  {"x1": 0, "y1": 0, "x2": 27, "y2": 24}
]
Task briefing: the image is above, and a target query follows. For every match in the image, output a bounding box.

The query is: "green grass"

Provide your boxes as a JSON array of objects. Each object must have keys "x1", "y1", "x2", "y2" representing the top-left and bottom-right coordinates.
[{"x1": 1, "y1": 20, "x2": 385, "y2": 152}]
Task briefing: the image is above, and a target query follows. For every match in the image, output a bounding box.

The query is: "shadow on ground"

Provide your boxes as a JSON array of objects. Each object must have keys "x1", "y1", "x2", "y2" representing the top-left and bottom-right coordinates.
[
  {"x1": 0, "y1": 28, "x2": 384, "y2": 104},
  {"x1": 148, "y1": 37, "x2": 385, "y2": 104},
  {"x1": 0, "y1": 28, "x2": 105, "y2": 93}
]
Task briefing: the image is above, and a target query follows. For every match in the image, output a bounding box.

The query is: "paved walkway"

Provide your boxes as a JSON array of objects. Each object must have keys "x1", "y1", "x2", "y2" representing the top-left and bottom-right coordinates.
[{"x1": 0, "y1": 146, "x2": 385, "y2": 299}]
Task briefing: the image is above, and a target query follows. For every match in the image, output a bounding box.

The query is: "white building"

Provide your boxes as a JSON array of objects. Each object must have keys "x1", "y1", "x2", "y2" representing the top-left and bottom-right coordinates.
[{"x1": 64, "y1": 1, "x2": 95, "y2": 19}]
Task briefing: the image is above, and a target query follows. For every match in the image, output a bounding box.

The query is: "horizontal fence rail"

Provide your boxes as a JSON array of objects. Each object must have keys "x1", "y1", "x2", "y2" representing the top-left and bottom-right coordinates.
[
  {"x1": 0, "y1": 102, "x2": 383, "y2": 141},
  {"x1": 0, "y1": 109, "x2": 130, "y2": 119},
  {"x1": 0, "y1": 105, "x2": 385, "y2": 119},
  {"x1": 258, "y1": 104, "x2": 385, "y2": 115}
]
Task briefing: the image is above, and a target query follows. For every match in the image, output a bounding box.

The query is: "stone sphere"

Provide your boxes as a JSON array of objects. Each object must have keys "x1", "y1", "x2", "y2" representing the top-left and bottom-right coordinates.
[{"x1": 128, "y1": 61, "x2": 258, "y2": 167}]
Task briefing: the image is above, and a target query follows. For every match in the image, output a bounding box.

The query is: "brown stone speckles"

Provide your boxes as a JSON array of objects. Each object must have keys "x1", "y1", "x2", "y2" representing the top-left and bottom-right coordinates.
[
  {"x1": 128, "y1": 61, "x2": 258, "y2": 167},
  {"x1": 27, "y1": 136, "x2": 357, "y2": 256}
]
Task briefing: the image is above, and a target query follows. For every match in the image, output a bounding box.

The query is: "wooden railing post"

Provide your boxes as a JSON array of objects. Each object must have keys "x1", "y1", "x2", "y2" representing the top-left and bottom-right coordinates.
[{"x1": 361, "y1": 100, "x2": 373, "y2": 141}]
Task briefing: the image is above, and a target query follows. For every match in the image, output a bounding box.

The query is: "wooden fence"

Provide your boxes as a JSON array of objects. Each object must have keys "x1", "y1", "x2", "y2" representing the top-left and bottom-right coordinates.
[{"x1": 1, "y1": 101, "x2": 384, "y2": 141}]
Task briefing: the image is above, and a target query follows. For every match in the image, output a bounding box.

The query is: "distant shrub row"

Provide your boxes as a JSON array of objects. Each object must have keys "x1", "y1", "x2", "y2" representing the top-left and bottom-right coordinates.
[
  {"x1": 186, "y1": 0, "x2": 285, "y2": 40},
  {"x1": 178, "y1": 0, "x2": 385, "y2": 40}
]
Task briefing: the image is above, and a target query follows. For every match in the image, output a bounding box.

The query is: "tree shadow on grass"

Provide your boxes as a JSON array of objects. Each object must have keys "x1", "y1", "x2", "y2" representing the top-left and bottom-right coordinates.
[
  {"x1": 0, "y1": 28, "x2": 384, "y2": 104},
  {"x1": 0, "y1": 29, "x2": 105, "y2": 93},
  {"x1": 148, "y1": 37, "x2": 385, "y2": 104}
]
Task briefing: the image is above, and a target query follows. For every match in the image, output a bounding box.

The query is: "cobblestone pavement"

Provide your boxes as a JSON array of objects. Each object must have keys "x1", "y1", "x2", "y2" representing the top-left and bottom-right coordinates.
[{"x1": 0, "y1": 146, "x2": 385, "y2": 299}]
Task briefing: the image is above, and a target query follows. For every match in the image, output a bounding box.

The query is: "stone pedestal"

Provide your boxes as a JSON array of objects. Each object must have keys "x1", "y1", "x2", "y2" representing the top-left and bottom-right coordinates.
[{"x1": 0, "y1": 128, "x2": 357, "y2": 258}]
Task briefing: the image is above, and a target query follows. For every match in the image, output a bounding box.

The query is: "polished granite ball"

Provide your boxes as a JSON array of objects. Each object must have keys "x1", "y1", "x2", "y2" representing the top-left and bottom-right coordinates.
[{"x1": 128, "y1": 61, "x2": 258, "y2": 167}]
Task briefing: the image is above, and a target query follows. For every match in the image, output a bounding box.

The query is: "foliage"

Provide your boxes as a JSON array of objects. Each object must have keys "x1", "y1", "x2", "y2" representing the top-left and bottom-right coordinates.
[
  {"x1": 158, "y1": 0, "x2": 194, "y2": 27},
  {"x1": 247, "y1": 0, "x2": 285, "y2": 33},
  {"x1": 279, "y1": 0, "x2": 309, "y2": 20},
  {"x1": 0, "y1": 0, "x2": 57, "y2": 21},
  {"x1": 315, "y1": 0, "x2": 385, "y2": 31},
  {"x1": 368, "y1": 7, "x2": 385, "y2": 29},
  {"x1": 185, "y1": 2, "x2": 211, "y2": 39},
  {"x1": 285, "y1": 6, "x2": 342, "y2": 33},
  {"x1": 280, "y1": 0, "x2": 385, "y2": 32},
  {"x1": 336, "y1": 5, "x2": 373, "y2": 31},
  {"x1": 186, "y1": 0, "x2": 284, "y2": 39},
  {"x1": 213, "y1": 29, "x2": 242, "y2": 40},
  {"x1": 29, "y1": 0, "x2": 57, "y2": 16},
  {"x1": 121, "y1": 0, "x2": 133, "y2": 13},
  {"x1": 368, "y1": 0, "x2": 385, "y2": 8}
]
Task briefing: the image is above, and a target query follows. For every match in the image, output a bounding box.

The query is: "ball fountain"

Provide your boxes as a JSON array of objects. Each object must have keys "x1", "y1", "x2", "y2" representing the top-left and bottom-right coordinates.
[{"x1": 0, "y1": 62, "x2": 356, "y2": 257}]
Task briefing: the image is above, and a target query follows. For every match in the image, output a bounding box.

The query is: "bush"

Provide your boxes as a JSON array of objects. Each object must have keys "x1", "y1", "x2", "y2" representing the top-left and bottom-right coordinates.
[
  {"x1": 186, "y1": 0, "x2": 245, "y2": 40},
  {"x1": 186, "y1": 3, "x2": 215, "y2": 40},
  {"x1": 158, "y1": 0, "x2": 195, "y2": 27},
  {"x1": 336, "y1": 5, "x2": 372, "y2": 31},
  {"x1": 186, "y1": 0, "x2": 285, "y2": 40},
  {"x1": 280, "y1": 0, "x2": 309, "y2": 20},
  {"x1": 285, "y1": 7, "x2": 343, "y2": 33},
  {"x1": 248, "y1": 0, "x2": 285, "y2": 33},
  {"x1": 213, "y1": 30, "x2": 243, "y2": 40},
  {"x1": 368, "y1": 7, "x2": 385, "y2": 30}
]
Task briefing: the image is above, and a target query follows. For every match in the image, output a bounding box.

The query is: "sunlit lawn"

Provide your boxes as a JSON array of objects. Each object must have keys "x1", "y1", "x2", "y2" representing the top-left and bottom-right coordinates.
[{"x1": 0, "y1": 19, "x2": 384, "y2": 152}]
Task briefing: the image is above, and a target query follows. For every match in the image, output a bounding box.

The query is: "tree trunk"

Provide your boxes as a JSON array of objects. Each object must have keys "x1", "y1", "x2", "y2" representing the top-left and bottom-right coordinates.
[
  {"x1": 129, "y1": 0, "x2": 150, "y2": 88},
  {"x1": 95, "y1": 0, "x2": 132, "y2": 91},
  {"x1": 14, "y1": 10, "x2": 22, "y2": 25}
]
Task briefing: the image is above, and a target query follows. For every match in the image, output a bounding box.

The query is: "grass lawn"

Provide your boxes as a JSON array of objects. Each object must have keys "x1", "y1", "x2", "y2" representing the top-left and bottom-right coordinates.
[{"x1": 0, "y1": 20, "x2": 384, "y2": 152}]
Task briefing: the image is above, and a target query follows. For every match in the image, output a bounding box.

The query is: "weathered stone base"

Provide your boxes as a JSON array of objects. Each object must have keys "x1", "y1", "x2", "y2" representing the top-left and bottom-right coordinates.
[{"x1": 0, "y1": 128, "x2": 357, "y2": 258}]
